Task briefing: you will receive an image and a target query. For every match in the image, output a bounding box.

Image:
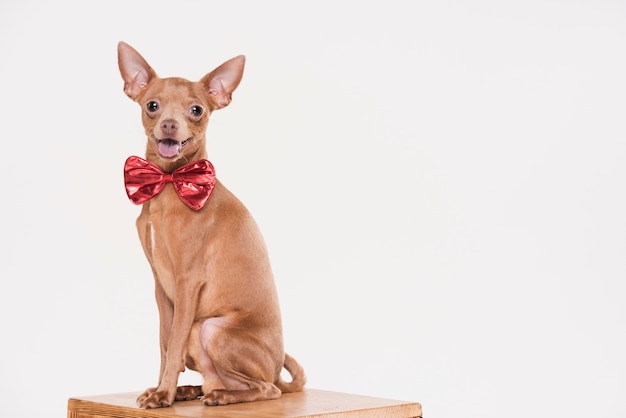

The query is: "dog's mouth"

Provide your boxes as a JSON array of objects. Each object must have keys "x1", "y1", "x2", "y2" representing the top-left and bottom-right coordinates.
[{"x1": 156, "y1": 137, "x2": 192, "y2": 159}]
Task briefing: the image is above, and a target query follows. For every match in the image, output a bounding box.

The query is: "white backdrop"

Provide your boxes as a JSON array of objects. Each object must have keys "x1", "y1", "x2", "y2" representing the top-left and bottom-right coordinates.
[{"x1": 1, "y1": 1, "x2": 625, "y2": 417}]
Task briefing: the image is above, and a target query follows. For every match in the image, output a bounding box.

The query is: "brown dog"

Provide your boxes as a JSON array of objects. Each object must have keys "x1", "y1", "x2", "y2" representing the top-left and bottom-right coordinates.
[{"x1": 117, "y1": 41, "x2": 305, "y2": 408}]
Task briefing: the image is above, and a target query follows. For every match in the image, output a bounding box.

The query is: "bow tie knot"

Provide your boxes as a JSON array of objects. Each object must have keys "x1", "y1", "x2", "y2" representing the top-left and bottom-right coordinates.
[{"x1": 124, "y1": 156, "x2": 216, "y2": 211}]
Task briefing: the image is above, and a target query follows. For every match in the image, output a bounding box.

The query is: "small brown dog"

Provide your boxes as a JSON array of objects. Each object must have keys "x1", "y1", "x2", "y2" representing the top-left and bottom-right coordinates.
[{"x1": 117, "y1": 41, "x2": 305, "y2": 408}]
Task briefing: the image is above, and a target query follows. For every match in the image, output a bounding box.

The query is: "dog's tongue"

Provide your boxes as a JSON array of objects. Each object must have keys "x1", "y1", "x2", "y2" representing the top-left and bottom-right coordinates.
[{"x1": 158, "y1": 139, "x2": 180, "y2": 158}]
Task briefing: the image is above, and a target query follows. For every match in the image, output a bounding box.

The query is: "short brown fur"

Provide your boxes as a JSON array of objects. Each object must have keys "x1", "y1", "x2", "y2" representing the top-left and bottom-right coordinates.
[{"x1": 117, "y1": 41, "x2": 305, "y2": 409}]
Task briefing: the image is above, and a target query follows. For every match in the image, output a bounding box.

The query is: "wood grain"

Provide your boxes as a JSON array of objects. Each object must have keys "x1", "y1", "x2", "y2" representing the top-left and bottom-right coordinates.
[{"x1": 67, "y1": 388, "x2": 422, "y2": 418}]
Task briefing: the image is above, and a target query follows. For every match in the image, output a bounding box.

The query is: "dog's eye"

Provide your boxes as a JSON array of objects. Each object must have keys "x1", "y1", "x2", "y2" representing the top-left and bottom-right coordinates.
[
  {"x1": 146, "y1": 101, "x2": 159, "y2": 112},
  {"x1": 190, "y1": 105, "x2": 203, "y2": 117}
]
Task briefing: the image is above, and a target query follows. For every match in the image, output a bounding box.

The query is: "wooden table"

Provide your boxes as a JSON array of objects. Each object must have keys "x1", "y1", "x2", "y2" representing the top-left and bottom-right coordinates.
[{"x1": 67, "y1": 388, "x2": 422, "y2": 418}]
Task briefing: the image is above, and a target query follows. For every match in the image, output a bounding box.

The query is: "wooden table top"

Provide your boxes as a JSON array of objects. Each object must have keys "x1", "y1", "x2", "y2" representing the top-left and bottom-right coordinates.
[{"x1": 68, "y1": 388, "x2": 422, "y2": 418}]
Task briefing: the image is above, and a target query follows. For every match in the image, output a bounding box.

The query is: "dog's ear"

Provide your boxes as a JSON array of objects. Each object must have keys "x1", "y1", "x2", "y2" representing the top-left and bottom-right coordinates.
[
  {"x1": 200, "y1": 55, "x2": 245, "y2": 110},
  {"x1": 117, "y1": 42, "x2": 157, "y2": 101}
]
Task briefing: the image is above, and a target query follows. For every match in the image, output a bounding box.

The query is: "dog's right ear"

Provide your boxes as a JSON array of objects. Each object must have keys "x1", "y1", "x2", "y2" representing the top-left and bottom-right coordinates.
[
  {"x1": 200, "y1": 55, "x2": 246, "y2": 110},
  {"x1": 117, "y1": 42, "x2": 157, "y2": 101}
]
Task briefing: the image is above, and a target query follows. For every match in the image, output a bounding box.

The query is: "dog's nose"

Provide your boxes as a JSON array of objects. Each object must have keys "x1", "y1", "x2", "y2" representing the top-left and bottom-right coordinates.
[{"x1": 161, "y1": 119, "x2": 179, "y2": 136}]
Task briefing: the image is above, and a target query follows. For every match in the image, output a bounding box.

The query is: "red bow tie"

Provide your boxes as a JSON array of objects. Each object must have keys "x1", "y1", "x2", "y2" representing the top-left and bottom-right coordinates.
[{"x1": 124, "y1": 156, "x2": 216, "y2": 211}]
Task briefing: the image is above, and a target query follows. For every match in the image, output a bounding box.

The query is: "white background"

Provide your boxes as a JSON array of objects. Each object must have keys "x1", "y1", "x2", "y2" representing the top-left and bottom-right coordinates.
[{"x1": 1, "y1": 1, "x2": 625, "y2": 417}]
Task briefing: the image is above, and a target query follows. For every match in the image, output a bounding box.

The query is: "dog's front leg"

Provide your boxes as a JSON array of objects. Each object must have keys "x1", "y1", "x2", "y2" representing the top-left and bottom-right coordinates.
[
  {"x1": 137, "y1": 280, "x2": 201, "y2": 408},
  {"x1": 155, "y1": 278, "x2": 174, "y2": 385},
  {"x1": 135, "y1": 278, "x2": 173, "y2": 404}
]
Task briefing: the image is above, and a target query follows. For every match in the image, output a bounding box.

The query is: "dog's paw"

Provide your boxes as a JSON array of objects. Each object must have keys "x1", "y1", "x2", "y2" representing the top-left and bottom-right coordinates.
[
  {"x1": 137, "y1": 387, "x2": 174, "y2": 409},
  {"x1": 136, "y1": 387, "x2": 157, "y2": 403},
  {"x1": 202, "y1": 389, "x2": 237, "y2": 406},
  {"x1": 176, "y1": 385, "x2": 203, "y2": 401}
]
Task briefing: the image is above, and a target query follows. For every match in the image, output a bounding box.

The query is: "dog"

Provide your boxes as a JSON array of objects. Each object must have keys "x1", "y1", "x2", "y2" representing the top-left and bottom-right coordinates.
[{"x1": 117, "y1": 41, "x2": 305, "y2": 408}]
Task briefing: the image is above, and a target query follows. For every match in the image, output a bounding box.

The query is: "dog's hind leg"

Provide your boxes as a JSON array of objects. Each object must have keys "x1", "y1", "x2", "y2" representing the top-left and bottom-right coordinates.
[
  {"x1": 198, "y1": 317, "x2": 284, "y2": 406},
  {"x1": 175, "y1": 385, "x2": 203, "y2": 401},
  {"x1": 184, "y1": 321, "x2": 228, "y2": 399},
  {"x1": 202, "y1": 380, "x2": 281, "y2": 406}
]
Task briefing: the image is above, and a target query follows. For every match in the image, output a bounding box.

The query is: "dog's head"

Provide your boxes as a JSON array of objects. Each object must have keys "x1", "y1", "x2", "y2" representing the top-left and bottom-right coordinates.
[{"x1": 117, "y1": 42, "x2": 244, "y2": 166}]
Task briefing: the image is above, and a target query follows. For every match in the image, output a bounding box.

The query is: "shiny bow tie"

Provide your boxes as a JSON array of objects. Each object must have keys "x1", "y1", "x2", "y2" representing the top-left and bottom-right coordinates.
[{"x1": 124, "y1": 156, "x2": 216, "y2": 211}]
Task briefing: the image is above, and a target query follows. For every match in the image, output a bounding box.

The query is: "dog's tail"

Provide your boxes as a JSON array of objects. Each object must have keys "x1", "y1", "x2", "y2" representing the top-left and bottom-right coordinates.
[{"x1": 275, "y1": 352, "x2": 307, "y2": 393}]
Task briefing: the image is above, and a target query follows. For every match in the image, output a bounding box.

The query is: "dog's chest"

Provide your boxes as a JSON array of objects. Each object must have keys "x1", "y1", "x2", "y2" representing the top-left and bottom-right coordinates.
[
  {"x1": 140, "y1": 195, "x2": 202, "y2": 300},
  {"x1": 144, "y1": 218, "x2": 177, "y2": 299}
]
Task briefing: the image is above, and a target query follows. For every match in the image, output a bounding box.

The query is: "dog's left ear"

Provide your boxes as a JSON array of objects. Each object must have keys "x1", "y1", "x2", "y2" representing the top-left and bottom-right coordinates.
[
  {"x1": 118, "y1": 41, "x2": 157, "y2": 101},
  {"x1": 200, "y1": 55, "x2": 245, "y2": 110}
]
